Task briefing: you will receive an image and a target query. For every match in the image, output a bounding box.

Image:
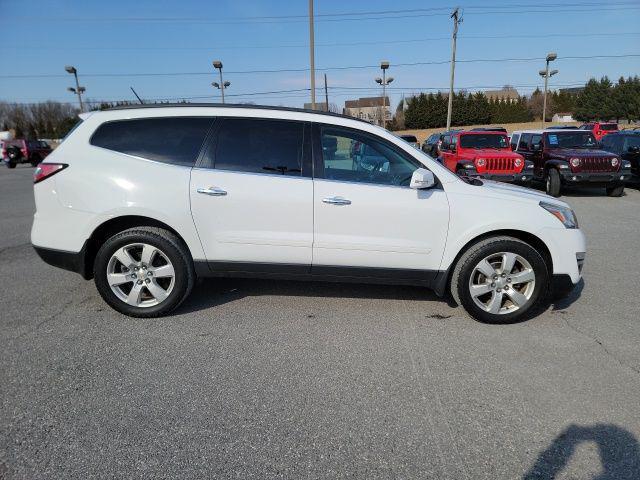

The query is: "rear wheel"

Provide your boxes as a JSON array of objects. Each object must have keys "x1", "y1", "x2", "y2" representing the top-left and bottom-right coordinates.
[
  {"x1": 6, "y1": 161, "x2": 16, "y2": 169},
  {"x1": 545, "y1": 168, "x2": 562, "y2": 197},
  {"x1": 606, "y1": 185, "x2": 624, "y2": 197},
  {"x1": 30, "y1": 155, "x2": 41, "y2": 167},
  {"x1": 93, "y1": 227, "x2": 195, "y2": 317},
  {"x1": 450, "y1": 236, "x2": 549, "y2": 324}
]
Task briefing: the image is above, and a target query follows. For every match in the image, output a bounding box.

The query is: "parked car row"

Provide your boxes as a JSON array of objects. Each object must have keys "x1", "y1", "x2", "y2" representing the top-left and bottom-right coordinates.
[
  {"x1": 1, "y1": 139, "x2": 52, "y2": 168},
  {"x1": 408, "y1": 124, "x2": 637, "y2": 198}
]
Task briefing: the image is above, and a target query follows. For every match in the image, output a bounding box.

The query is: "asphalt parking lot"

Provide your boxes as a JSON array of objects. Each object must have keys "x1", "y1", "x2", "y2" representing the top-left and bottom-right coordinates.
[{"x1": 1, "y1": 165, "x2": 639, "y2": 479}]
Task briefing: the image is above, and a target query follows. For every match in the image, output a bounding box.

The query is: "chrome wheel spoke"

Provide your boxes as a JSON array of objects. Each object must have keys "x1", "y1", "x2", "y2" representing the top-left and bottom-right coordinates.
[
  {"x1": 151, "y1": 263, "x2": 175, "y2": 278},
  {"x1": 510, "y1": 269, "x2": 535, "y2": 285},
  {"x1": 126, "y1": 283, "x2": 144, "y2": 306},
  {"x1": 140, "y1": 244, "x2": 157, "y2": 265},
  {"x1": 476, "y1": 259, "x2": 497, "y2": 279},
  {"x1": 487, "y1": 291, "x2": 504, "y2": 314},
  {"x1": 108, "y1": 272, "x2": 131, "y2": 287},
  {"x1": 501, "y1": 252, "x2": 517, "y2": 274},
  {"x1": 505, "y1": 288, "x2": 528, "y2": 307},
  {"x1": 470, "y1": 283, "x2": 493, "y2": 297},
  {"x1": 114, "y1": 248, "x2": 136, "y2": 268},
  {"x1": 146, "y1": 279, "x2": 169, "y2": 302}
]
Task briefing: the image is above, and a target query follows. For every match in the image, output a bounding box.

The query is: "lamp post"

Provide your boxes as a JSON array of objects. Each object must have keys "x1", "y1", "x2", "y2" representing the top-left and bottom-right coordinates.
[
  {"x1": 539, "y1": 52, "x2": 558, "y2": 128},
  {"x1": 212, "y1": 60, "x2": 230, "y2": 103},
  {"x1": 375, "y1": 61, "x2": 393, "y2": 129},
  {"x1": 65, "y1": 65, "x2": 85, "y2": 112}
]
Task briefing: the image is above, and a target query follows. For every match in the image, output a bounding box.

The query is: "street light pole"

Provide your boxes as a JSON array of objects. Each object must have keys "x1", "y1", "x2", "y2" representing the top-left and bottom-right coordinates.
[
  {"x1": 65, "y1": 66, "x2": 85, "y2": 112},
  {"x1": 212, "y1": 61, "x2": 229, "y2": 103},
  {"x1": 539, "y1": 52, "x2": 558, "y2": 128},
  {"x1": 375, "y1": 62, "x2": 393, "y2": 129},
  {"x1": 446, "y1": 7, "x2": 461, "y2": 131},
  {"x1": 309, "y1": 0, "x2": 316, "y2": 109}
]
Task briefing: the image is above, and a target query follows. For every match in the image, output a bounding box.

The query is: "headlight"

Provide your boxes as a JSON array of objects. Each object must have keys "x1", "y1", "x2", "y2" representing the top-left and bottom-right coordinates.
[
  {"x1": 540, "y1": 201, "x2": 579, "y2": 229},
  {"x1": 514, "y1": 158, "x2": 523, "y2": 168},
  {"x1": 569, "y1": 157, "x2": 581, "y2": 167},
  {"x1": 611, "y1": 157, "x2": 619, "y2": 167},
  {"x1": 476, "y1": 158, "x2": 486, "y2": 166}
]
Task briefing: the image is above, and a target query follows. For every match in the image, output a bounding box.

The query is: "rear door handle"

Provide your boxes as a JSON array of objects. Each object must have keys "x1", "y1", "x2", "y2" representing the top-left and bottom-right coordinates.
[
  {"x1": 322, "y1": 196, "x2": 351, "y2": 205},
  {"x1": 197, "y1": 187, "x2": 227, "y2": 196}
]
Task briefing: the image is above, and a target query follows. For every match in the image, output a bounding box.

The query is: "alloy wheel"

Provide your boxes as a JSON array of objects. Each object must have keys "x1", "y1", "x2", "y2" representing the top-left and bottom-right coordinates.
[
  {"x1": 106, "y1": 243, "x2": 175, "y2": 307},
  {"x1": 468, "y1": 252, "x2": 536, "y2": 315}
]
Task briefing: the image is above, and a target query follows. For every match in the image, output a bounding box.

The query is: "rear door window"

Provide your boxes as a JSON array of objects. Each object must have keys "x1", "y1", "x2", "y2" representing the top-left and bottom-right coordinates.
[
  {"x1": 518, "y1": 134, "x2": 531, "y2": 151},
  {"x1": 90, "y1": 117, "x2": 213, "y2": 167},
  {"x1": 207, "y1": 118, "x2": 306, "y2": 177},
  {"x1": 510, "y1": 133, "x2": 520, "y2": 150}
]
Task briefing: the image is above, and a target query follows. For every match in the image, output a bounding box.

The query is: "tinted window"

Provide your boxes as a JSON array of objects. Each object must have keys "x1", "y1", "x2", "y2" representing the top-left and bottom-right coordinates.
[
  {"x1": 600, "y1": 124, "x2": 618, "y2": 131},
  {"x1": 91, "y1": 117, "x2": 212, "y2": 167},
  {"x1": 212, "y1": 118, "x2": 304, "y2": 176},
  {"x1": 518, "y1": 134, "x2": 531, "y2": 151},
  {"x1": 600, "y1": 135, "x2": 617, "y2": 152},
  {"x1": 319, "y1": 126, "x2": 421, "y2": 187},
  {"x1": 460, "y1": 134, "x2": 508, "y2": 149},
  {"x1": 510, "y1": 133, "x2": 520, "y2": 149},
  {"x1": 531, "y1": 134, "x2": 542, "y2": 149},
  {"x1": 545, "y1": 131, "x2": 597, "y2": 149},
  {"x1": 400, "y1": 135, "x2": 418, "y2": 143},
  {"x1": 623, "y1": 135, "x2": 640, "y2": 152}
]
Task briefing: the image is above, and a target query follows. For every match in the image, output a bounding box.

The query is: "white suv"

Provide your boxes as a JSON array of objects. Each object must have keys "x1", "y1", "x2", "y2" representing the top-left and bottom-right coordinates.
[{"x1": 31, "y1": 105, "x2": 586, "y2": 323}]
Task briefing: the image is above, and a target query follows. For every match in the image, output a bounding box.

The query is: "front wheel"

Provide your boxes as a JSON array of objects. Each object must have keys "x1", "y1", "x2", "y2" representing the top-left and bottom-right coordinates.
[
  {"x1": 545, "y1": 168, "x2": 561, "y2": 197},
  {"x1": 93, "y1": 227, "x2": 195, "y2": 317},
  {"x1": 606, "y1": 185, "x2": 624, "y2": 197},
  {"x1": 6, "y1": 161, "x2": 16, "y2": 169},
  {"x1": 30, "y1": 156, "x2": 41, "y2": 167},
  {"x1": 450, "y1": 236, "x2": 549, "y2": 324}
]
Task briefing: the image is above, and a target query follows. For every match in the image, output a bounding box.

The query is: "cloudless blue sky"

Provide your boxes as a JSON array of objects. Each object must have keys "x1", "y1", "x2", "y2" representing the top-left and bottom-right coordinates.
[{"x1": 0, "y1": 0, "x2": 638, "y2": 110}]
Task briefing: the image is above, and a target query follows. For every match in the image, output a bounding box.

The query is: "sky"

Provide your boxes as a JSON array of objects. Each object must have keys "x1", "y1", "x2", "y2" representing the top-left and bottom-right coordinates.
[{"x1": 0, "y1": 0, "x2": 639, "y2": 110}]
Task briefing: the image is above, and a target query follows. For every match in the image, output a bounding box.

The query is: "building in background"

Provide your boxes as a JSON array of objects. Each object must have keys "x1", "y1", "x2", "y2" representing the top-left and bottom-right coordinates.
[
  {"x1": 343, "y1": 97, "x2": 390, "y2": 126},
  {"x1": 482, "y1": 87, "x2": 520, "y2": 103},
  {"x1": 552, "y1": 112, "x2": 575, "y2": 123}
]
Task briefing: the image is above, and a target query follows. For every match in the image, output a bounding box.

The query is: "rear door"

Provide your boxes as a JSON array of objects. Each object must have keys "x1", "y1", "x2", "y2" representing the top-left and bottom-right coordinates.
[{"x1": 190, "y1": 117, "x2": 314, "y2": 271}]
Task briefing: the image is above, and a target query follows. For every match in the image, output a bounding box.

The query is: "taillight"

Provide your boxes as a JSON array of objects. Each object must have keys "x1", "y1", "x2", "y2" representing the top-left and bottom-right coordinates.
[{"x1": 34, "y1": 163, "x2": 68, "y2": 184}]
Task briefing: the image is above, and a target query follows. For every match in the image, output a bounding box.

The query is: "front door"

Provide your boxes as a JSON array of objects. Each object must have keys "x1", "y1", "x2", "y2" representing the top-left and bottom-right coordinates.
[
  {"x1": 190, "y1": 117, "x2": 313, "y2": 271},
  {"x1": 312, "y1": 124, "x2": 449, "y2": 279}
]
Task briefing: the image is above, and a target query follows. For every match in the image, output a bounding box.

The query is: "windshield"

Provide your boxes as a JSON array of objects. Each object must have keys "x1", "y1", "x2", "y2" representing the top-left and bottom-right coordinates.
[
  {"x1": 459, "y1": 134, "x2": 508, "y2": 149},
  {"x1": 546, "y1": 132, "x2": 598, "y2": 149}
]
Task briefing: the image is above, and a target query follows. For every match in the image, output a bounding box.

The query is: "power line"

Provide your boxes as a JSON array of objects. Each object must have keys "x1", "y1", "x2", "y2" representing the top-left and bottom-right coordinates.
[
  {"x1": 1, "y1": 53, "x2": 637, "y2": 79},
  {"x1": 8, "y1": 31, "x2": 639, "y2": 51}
]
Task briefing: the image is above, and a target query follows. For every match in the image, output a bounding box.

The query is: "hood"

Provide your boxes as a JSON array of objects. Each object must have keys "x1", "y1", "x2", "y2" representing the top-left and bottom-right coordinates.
[
  {"x1": 469, "y1": 179, "x2": 568, "y2": 207},
  {"x1": 464, "y1": 148, "x2": 518, "y2": 158},
  {"x1": 548, "y1": 148, "x2": 613, "y2": 159}
]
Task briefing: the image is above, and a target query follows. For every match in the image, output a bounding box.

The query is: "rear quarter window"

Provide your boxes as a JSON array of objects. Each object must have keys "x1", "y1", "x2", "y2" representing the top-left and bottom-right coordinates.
[{"x1": 90, "y1": 117, "x2": 213, "y2": 167}]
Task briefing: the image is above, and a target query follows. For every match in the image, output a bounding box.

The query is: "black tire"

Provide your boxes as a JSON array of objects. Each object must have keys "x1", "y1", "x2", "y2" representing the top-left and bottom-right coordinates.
[
  {"x1": 30, "y1": 155, "x2": 41, "y2": 167},
  {"x1": 545, "y1": 168, "x2": 562, "y2": 197},
  {"x1": 450, "y1": 236, "x2": 549, "y2": 324},
  {"x1": 93, "y1": 227, "x2": 195, "y2": 318},
  {"x1": 6, "y1": 161, "x2": 16, "y2": 169},
  {"x1": 456, "y1": 168, "x2": 467, "y2": 177},
  {"x1": 606, "y1": 185, "x2": 624, "y2": 197}
]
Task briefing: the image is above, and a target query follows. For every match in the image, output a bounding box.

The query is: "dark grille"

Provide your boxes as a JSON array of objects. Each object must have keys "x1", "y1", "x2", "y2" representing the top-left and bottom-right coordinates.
[
  {"x1": 485, "y1": 158, "x2": 515, "y2": 172},
  {"x1": 581, "y1": 157, "x2": 615, "y2": 173}
]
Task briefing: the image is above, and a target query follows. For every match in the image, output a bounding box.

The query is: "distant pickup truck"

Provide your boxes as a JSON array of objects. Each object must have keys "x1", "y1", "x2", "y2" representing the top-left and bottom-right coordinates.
[{"x1": 439, "y1": 130, "x2": 532, "y2": 184}]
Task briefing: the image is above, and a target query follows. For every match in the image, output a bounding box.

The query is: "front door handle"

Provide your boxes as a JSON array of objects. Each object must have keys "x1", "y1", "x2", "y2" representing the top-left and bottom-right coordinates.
[
  {"x1": 322, "y1": 196, "x2": 351, "y2": 205},
  {"x1": 197, "y1": 187, "x2": 227, "y2": 196}
]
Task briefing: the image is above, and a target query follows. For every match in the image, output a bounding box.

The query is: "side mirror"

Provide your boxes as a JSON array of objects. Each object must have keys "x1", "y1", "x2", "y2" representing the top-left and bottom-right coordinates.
[
  {"x1": 532, "y1": 143, "x2": 541, "y2": 152},
  {"x1": 449, "y1": 144, "x2": 456, "y2": 152},
  {"x1": 410, "y1": 168, "x2": 436, "y2": 189}
]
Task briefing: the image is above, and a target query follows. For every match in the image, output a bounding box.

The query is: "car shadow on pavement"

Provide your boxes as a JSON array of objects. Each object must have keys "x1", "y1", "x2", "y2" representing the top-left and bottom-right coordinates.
[
  {"x1": 175, "y1": 278, "x2": 453, "y2": 315},
  {"x1": 523, "y1": 424, "x2": 640, "y2": 480},
  {"x1": 550, "y1": 278, "x2": 584, "y2": 311}
]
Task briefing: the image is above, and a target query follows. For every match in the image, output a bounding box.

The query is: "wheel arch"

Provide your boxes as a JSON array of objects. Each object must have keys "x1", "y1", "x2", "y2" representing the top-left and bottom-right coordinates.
[
  {"x1": 433, "y1": 229, "x2": 552, "y2": 297},
  {"x1": 82, "y1": 215, "x2": 191, "y2": 279}
]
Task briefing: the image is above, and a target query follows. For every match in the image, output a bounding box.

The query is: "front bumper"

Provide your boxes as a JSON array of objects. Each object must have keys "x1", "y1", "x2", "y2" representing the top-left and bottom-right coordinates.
[
  {"x1": 536, "y1": 227, "x2": 586, "y2": 286},
  {"x1": 559, "y1": 169, "x2": 632, "y2": 185},
  {"x1": 460, "y1": 165, "x2": 533, "y2": 183}
]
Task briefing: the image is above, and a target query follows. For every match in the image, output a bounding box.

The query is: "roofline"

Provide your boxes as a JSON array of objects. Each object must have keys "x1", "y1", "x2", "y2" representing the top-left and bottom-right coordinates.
[{"x1": 102, "y1": 102, "x2": 371, "y2": 124}]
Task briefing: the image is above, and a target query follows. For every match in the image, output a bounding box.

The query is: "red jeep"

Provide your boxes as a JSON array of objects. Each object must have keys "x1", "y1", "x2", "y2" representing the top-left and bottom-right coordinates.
[
  {"x1": 439, "y1": 131, "x2": 532, "y2": 184},
  {"x1": 579, "y1": 122, "x2": 618, "y2": 142},
  {"x1": 2, "y1": 139, "x2": 52, "y2": 168}
]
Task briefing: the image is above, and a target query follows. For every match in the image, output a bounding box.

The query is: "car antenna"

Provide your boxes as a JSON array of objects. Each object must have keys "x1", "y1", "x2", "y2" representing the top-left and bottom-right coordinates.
[{"x1": 130, "y1": 87, "x2": 144, "y2": 104}]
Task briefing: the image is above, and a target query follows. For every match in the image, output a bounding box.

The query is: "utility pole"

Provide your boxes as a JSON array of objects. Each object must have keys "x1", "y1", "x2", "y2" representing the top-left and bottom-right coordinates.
[
  {"x1": 309, "y1": 0, "x2": 316, "y2": 109},
  {"x1": 130, "y1": 87, "x2": 144, "y2": 104},
  {"x1": 65, "y1": 66, "x2": 85, "y2": 112},
  {"x1": 539, "y1": 53, "x2": 558, "y2": 128},
  {"x1": 446, "y1": 8, "x2": 462, "y2": 131},
  {"x1": 324, "y1": 73, "x2": 329, "y2": 111}
]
